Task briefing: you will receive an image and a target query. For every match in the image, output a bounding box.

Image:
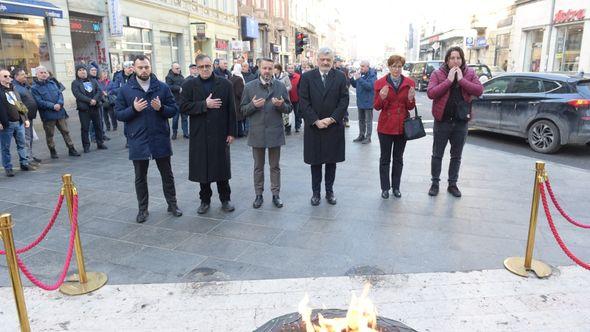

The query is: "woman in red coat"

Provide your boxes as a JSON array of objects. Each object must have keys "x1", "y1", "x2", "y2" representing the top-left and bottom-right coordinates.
[{"x1": 373, "y1": 55, "x2": 416, "y2": 199}]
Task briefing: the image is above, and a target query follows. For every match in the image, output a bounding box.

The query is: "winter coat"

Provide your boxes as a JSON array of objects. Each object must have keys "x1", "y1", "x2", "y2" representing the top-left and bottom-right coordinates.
[
  {"x1": 241, "y1": 78, "x2": 292, "y2": 148},
  {"x1": 71, "y1": 66, "x2": 102, "y2": 112},
  {"x1": 274, "y1": 72, "x2": 292, "y2": 92},
  {"x1": 165, "y1": 70, "x2": 185, "y2": 105},
  {"x1": 299, "y1": 68, "x2": 349, "y2": 165},
  {"x1": 230, "y1": 76, "x2": 245, "y2": 122},
  {"x1": 115, "y1": 74, "x2": 178, "y2": 160},
  {"x1": 288, "y1": 72, "x2": 301, "y2": 103},
  {"x1": 351, "y1": 69, "x2": 377, "y2": 109},
  {"x1": 13, "y1": 80, "x2": 38, "y2": 120},
  {"x1": 427, "y1": 66, "x2": 484, "y2": 121},
  {"x1": 179, "y1": 75, "x2": 237, "y2": 183},
  {"x1": 31, "y1": 79, "x2": 68, "y2": 122},
  {"x1": 214, "y1": 68, "x2": 232, "y2": 80},
  {"x1": 108, "y1": 71, "x2": 132, "y2": 96},
  {"x1": 0, "y1": 84, "x2": 28, "y2": 127},
  {"x1": 242, "y1": 71, "x2": 257, "y2": 83},
  {"x1": 373, "y1": 75, "x2": 416, "y2": 135}
]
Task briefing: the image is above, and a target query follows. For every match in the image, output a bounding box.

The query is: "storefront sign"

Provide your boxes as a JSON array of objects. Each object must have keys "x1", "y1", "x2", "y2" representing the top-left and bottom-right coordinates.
[
  {"x1": 271, "y1": 43, "x2": 280, "y2": 54},
  {"x1": 70, "y1": 19, "x2": 101, "y2": 33},
  {"x1": 242, "y1": 41, "x2": 251, "y2": 52},
  {"x1": 192, "y1": 22, "x2": 206, "y2": 40},
  {"x1": 476, "y1": 37, "x2": 487, "y2": 48},
  {"x1": 554, "y1": 9, "x2": 586, "y2": 24},
  {"x1": 428, "y1": 35, "x2": 439, "y2": 43},
  {"x1": 230, "y1": 40, "x2": 243, "y2": 51},
  {"x1": 215, "y1": 39, "x2": 228, "y2": 50},
  {"x1": 241, "y1": 16, "x2": 259, "y2": 40},
  {"x1": 107, "y1": 0, "x2": 123, "y2": 37},
  {"x1": 0, "y1": 0, "x2": 63, "y2": 18},
  {"x1": 465, "y1": 37, "x2": 474, "y2": 48},
  {"x1": 128, "y1": 17, "x2": 150, "y2": 29}
]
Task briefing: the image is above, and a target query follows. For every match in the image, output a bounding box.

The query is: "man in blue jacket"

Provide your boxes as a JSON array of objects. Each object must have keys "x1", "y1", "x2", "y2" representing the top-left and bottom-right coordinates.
[
  {"x1": 31, "y1": 66, "x2": 80, "y2": 158},
  {"x1": 115, "y1": 55, "x2": 182, "y2": 223},
  {"x1": 350, "y1": 60, "x2": 376, "y2": 144}
]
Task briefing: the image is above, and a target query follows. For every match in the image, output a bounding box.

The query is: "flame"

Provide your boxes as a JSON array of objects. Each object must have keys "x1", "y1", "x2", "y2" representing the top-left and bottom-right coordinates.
[{"x1": 298, "y1": 284, "x2": 378, "y2": 332}]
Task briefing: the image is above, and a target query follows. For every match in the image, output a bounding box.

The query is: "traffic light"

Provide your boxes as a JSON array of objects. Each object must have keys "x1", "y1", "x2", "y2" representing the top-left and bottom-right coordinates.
[{"x1": 296, "y1": 31, "x2": 305, "y2": 55}]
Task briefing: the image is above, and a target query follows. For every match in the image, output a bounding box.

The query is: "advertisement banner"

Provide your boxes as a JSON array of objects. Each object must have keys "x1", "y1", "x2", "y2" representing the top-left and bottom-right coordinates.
[{"x1": 107, "y1": 0, "x2": 123, "y2": 37}]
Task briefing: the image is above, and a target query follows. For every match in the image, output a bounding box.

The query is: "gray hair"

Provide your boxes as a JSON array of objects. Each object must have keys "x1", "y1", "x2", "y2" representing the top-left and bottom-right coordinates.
[
  {"x1": 35, "y1": 66, "x2": 48, "y2": 75},
  {"x1": 360, "y1": 60, "x2": 370, "y2": 67},
  {"x1": 317, "y1": 47, "x2": 334, "y2": 59}
]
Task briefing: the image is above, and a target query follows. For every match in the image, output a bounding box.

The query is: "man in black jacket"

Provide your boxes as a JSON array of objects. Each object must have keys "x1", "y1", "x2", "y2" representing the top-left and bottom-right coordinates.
[
  {"x1": 165, "y1": 63, "x2": 188, "y2": 139},
  {"x1": 71, "y1": 65, "x2": 107, "y2": 152},
  {"x1": 12, "y1": 68, "x2": 41, "y2": 165}
]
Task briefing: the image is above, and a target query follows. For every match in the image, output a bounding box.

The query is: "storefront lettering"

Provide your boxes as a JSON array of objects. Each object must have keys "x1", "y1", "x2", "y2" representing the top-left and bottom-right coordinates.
[
  {"x1": 215, "y1": 39, "x2": 228, "y2": 50},
  {"x1": 554, "y1": 9, "x2": 586, "y2": 24}
]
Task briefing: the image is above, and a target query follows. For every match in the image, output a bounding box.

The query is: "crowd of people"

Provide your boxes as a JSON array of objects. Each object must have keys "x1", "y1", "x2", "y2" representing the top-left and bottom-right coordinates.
[{"x1": 0, "y1": 45, "x2": 482, "y2": 223}]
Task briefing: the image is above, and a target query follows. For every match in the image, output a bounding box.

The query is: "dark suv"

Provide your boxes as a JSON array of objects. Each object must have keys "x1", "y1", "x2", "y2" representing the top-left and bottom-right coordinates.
[
  {"x1": 409, "y1": 60, "x2": 443, "y2": 91},
  {"x1": 470, "y1": 73, "x2": 590, "y2": 153}
]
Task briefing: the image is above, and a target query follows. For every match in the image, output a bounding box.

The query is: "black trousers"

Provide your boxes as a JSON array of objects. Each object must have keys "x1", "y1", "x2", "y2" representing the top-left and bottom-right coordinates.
[
  {"x1": 104, "y1": 106, "x2": 117, "y2": 130},
  {"x1": 79, "y1": 110, "x2": 103, "y2": 147},
  {"x1": 199, "y1": 181, "x2": 231, "y2": 203},
  {"x1": 133, "y1": 156, "x2": 177, "y2": 211},
  {"x1": 311, "y1": 163, "x2": 336, "y2": 194},
  {"x1": 378, "y1": 133, "x2": 407, "y2": 191},
  {"x1": 431, "y1": 120, "x2": 468, "y2": 184}
]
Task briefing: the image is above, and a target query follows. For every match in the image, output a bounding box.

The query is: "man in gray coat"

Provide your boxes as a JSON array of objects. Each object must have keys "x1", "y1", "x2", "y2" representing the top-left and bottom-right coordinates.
[{"x1": 241, "y1": 58, "x2": 292, "y2": 209}]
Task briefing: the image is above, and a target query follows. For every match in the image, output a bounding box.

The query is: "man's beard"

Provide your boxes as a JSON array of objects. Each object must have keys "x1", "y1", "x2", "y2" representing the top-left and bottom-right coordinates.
[
  {"x1": 138, "y1": 73, "x2": 150, "y2": 81},
  {"x1": 262, "y1": 74, "x2": 272, "y2": 81}
]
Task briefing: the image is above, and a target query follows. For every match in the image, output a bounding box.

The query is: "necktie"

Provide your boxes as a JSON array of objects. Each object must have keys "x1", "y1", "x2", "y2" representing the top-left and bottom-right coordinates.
[{"x1": 322, "y1": 73, "x2": 327, "y2": 88}]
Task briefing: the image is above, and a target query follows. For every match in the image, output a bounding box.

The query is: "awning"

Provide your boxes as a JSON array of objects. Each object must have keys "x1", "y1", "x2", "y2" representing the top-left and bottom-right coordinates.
[{"x1": 0, "y1": 0, "x2": 63, "y2": 19}]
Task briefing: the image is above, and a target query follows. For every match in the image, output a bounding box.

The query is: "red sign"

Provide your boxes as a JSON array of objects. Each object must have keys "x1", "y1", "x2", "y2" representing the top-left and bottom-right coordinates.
[
  {"x1": 215, "y1": 39, "x2": 228, "y2": 50},
  {"x1": 554, "y1": 9, "x2": 586, "y2": 24},
  {"x1": 428, "y1": 35, "x2": 439, "y2": 43}
]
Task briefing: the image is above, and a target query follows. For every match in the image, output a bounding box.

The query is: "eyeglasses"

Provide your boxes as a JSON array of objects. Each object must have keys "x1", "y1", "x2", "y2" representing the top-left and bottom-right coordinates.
[{"x1": 197, "y1": 65, "x2": 212, "y2": 69}]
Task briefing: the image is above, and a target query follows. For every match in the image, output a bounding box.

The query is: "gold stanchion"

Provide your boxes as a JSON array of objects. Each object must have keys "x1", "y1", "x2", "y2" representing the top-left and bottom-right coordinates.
[
  {"x1": 0, "y1": 214, "x2": 31, "y2": 332},
  {"x1": 504, "y1": 161, "x2": 552, "y2": 278},
  {"x1": 59, "y1": 174, "x2": 108, "y2": 296}
]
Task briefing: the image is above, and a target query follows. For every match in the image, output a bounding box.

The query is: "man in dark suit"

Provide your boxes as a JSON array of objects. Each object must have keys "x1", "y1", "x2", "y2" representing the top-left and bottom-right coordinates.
[
  {"x1": 180, "y1": 54, "x2": 237, "y2": 215},
  {"x1": 299, "y1": 47, "x2": 350, "y2": 206}
]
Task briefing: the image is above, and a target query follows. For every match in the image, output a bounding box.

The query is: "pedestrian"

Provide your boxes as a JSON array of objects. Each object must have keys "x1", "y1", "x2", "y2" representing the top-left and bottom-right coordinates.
[
  {"x1": 241, "y1": 58, "x2": 292, "y2": 209},
  {"x1": 373, "y1": 55, "x2": 416, "y2": 199},
  {"x1": 350, "y1": 60, "x2": 377, "y2": 144},
  {"x1": 0, "y1": 68, "x2": 34, "y2": 177},
  {"x1": 301, "y1": 62, "x2": 313, "y2": 73},
  {"x1": 180, "y1": 54, "x2": 237, "y2": 215},
  {"x1": 333, "y1": 57, "x2": 350, "y2": 128},
  {"x1": 299, "y1": 47, "x2": 349, "y2": 206},
  {"x1": 273, "y1": 63, "x2": 292, "y2": 135},
  {"x1": 241, "y1": 62, "x2": 257, "y2": 83},
  {"x1": 108, "y1": 61, "x2": 134, "y2": 147},
  {"x1": 98, "y1": 71, "x2": 117, "y2": 131},
  {"x1": 87, "y1": 65, "x2": 109, "y2": 143},
  {"x1": 230, "y1": 64, "x2": 246, "y2": 137},
  {"x1": 11, "y1": 68, "x2": 41, "y2": 165},
  {"x1": 31, "y1": 66, "x2": 80, "y2": 159},
  {"x1": 251, "y1": 58, "x2": 261, "y2": 77},
  {"x1": 166, "y1": 62, "x2": 188, "y2": 140},
  {"x1": 188, "y1": 63, "x2": 198, "y2": 78},
  {"x1": 114, "y1": 55, "x2": 183, "y2": 223},
  {"x1": 214, "y1": 59, "x2": 232, "y2": 79},
  {"x1": 427, "y1": 46, "x2": 483, "y2": 197},
  {"x1": 287, "y1": 64, "x2": 302, "y2": 132}
]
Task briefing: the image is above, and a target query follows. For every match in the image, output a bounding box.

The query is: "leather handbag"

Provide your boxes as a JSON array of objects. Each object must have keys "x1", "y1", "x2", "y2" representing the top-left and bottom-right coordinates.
[{"x1": 403, "y1": 106, "x2": 426, "y2": 140}]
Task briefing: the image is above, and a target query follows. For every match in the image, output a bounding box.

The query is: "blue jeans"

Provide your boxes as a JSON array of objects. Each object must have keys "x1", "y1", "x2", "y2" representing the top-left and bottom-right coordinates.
[
  {"x1": 172, "y1": 112, "x2": 188, "y2": 136},
  {"x1": 1, "y1": 121, "x2": 28, "y2": 170}
]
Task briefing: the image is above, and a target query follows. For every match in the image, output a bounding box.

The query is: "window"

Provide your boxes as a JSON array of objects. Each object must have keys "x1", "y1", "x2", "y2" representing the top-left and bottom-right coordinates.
[
  {"x1": 484, "y1": 77, "x2": 511, "y2": 94},
  {"x1": 159, "y1": 32, "x2": 180, "y2": 77},
  {"x1": 0, "y1": 17, "x2": 52, "y2": 74},
  {"x1": 426, "y1": 62, "x2": 441, "y2": 74},
  {"x1": 553, "y1": 24, "x2": 583, "y2": 72},
  {"x1": 411, "y1": 63, "x2": 425, "y2": 75},
  {"x1": 122, "y1": 27, "x2": 152, "y2": 52},
  {"x1": 511, "y1": 78, "x2": 542, "y2": 93},
  {"x1": 524, "y1": 29, "x2": 543, "y2": 72},
  {"x1": 543, "y1": 80, "x2": 570, "y2": 94}
]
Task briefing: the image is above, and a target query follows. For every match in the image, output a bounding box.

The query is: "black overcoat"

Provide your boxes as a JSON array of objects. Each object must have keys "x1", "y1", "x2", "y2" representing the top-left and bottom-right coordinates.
[
  {"x1": 299, "y1": 68, "x2": 349, "y2": 165},
  {"x1": 180, "y1": 75, "x2": 237, "y2": 183}
]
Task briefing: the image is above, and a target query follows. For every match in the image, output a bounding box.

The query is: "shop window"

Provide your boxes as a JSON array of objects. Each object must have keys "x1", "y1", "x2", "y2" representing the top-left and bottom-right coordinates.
[
  {"x1": 524, "y1": 29, "x2": 543, "y2": 72},
  {"x1": 553, "y1": 24, "x2": 583, "y2": 72},
  {"x1": 0, "y1": 17, "x2": 52, "y2": 75},
  {"x1": 121, "y1": 26, "x2": 152, "y2": 60},
  {"x1": 159, "y1": 32, "x2": 180, "y2": 75}
]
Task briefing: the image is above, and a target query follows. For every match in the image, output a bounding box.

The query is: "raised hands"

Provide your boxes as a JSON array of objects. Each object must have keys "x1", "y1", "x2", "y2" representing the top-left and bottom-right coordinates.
[
  {"x1": 252, "y1": 95, "x2": 265, "y2": 108},
  {"x1": 206, "y1": 93, "x2": 222, "y2": 109},
  {"x1": 133, "y1": 97, "x2": 148, "y2": 112}
]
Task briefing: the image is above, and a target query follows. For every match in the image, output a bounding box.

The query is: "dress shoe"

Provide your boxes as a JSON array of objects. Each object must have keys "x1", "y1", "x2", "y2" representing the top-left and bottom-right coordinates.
[
  {"x1": 136, "y1": 210, "x2": 149, "y2": 223},
  {"x1": 183, "y1": 134, "x2": 190, "y2": 139},
  {"x1": 326, "y1": 192, "x2": 337, "y2": 205},
  {"x1": 50, "y1": 148, "x2": 58, "y2": 159},
  {"x1": 167, "y1": 205, "x2": 183, "y2": 217},
  {"x1": 20, "y1": 164, "x2": 35, "y2": 171},
  {"x1": 393, "y1": 189, "x2": 402, "y2": 198},
  {"x1": 197, "y1": 202, "x2": 210, "y2": 214},
  {"x1": 68, "y1": 147, "x2": 81, "y2": 157},
  {"x1": 172, "y1": 132, "x2": 177, "y2": 140},
  {"x1": 361, "y1": 138, "x2": 371, "y2": 144},
  {"x1": 97, "y1": 143, "x2": 108, "y2": 150},
  {"x1": 221, "y1": 201, "x2": 235, "y2": 212},
  {"x1": 272, "y1": 195, "x2": 283, "y2": 208},
  {"x1": 253, "y1": 195, "x2": 263, "y2": 209},
  {"x1": 310, "y1": 193, "x2": 320, "y2": 206},
  {"x1": 32, "y1": 157, "x2": 42, "y2": 163},
  {"x1": 428, "y1": 183, "x2": 439, "y2": 196},
  {"x1": 5, "y1": 169, "x2": 14, "y2": 177},
  {"x1": 353, "y1": 136, "x2": 364, "y2": 142},
  {"x1": 447, "y1": 185, "x2": 462, "y2": 198},
  {"x1": 381, "y1": 190, "x2": 389, "y2": 199}
]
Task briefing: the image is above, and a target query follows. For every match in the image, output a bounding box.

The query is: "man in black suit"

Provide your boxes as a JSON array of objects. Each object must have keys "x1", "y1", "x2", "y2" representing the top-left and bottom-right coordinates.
[{"x1": 299, "y1": 47, "x2": 350, "y2": 206}]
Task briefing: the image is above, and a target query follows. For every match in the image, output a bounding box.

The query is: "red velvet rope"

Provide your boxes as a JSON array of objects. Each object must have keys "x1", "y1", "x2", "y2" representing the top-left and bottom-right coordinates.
[{"x1": 545, "y1": 179, "x2": 590, "y2": 229}]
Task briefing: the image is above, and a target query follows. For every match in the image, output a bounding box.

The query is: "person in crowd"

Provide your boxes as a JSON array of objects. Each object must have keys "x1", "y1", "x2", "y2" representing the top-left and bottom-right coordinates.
[
  {"x1": 299, "y1": 47, "x2": 349, "y2": 206},
  {"x1": 0, "y1": 68, "x2": 33, "y2": 177},
  {"x1": 166, "y1": 62, "x2": 188, "y2": 140},
  {"x1": 251, "y1": 58, "x2": 261, "y2": 77},
  {"x1": 31, "y1": 66, "x2": 80, "y2": 159},
  {"x1": 350, "y1": 60, "x2": 377, "y2": 144},
  {"x1": 241, "y1": 62, "x2": 257, "y2": 83},
  {"x1": 301, "y1": 62, "x2": 313, "y2": 73},
  {"x1": 213, "y1": 58, "x2": 220, "y2": 72},
  {"x1": 214, "y1": 59, "x2": 232, "y2": 79},
  {"x1": 180, "y1": 54, "x2": 237, "y2": 215},
  {"x1": 109, "y1": 61, "x2": 134, "y2": 147},
  {"x1": 87, "y1": 65, "x2": 109, "y2": 143},
  {"x1": 115, "y1": 55, "x2": 182, "y2": 223},
  {"x1": 230, "y1": 64, "x2": 246, "y2": 137},
  {"x1": 427, "y1": 46, "x2": 483, "y2": 197},
  {"x1": 333, "y1": 57, "x2": 350, "y2": 128},
  {"x1": 273, "y1": 63, "x2": 293, "y2": 135},
  {"x1": 287, "y1": 64, "x2": 302, "y2": 133},
  {"x1": 47, "y1": 70, "x2": 65, "y2": 92},
  {"x1": 71, "y1": 65, "x2": 107, "y2": 153},
  {"x1": 188, "y1": 63, "x2": 199, "y2": 78},
  {"x1": 12, "y1": 68, "x2": 41, "y2": 165},
  {"x1": 373, "y1": 55, "x2": 416, "y2": 199},
  {"x1": 241, "y1": 58, "x2": 292, "y2": 209},
  {"x1": 98, "y1": 71, "x2": 117, "y2": 131}
]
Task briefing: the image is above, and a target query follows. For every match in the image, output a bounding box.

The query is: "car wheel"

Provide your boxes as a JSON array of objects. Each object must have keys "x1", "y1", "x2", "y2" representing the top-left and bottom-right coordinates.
[{"x1": 527, "y1": 120, "x2": 561, "y2": 154}]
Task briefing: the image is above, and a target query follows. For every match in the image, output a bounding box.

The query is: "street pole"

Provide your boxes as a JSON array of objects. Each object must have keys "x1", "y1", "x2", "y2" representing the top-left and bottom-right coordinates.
[{"x1": 543, "y1": 0, "x2": 557, "y2": 72}]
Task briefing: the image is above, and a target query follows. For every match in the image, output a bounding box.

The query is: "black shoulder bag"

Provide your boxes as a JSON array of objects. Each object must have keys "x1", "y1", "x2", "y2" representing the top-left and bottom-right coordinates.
[{"x1": 403, "y1": 106, "x2": 426, "y2": 140}]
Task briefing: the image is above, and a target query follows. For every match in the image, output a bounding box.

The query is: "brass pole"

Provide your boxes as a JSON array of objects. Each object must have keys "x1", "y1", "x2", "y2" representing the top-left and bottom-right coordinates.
[
  {"x1": 524, "y1": 161, "x2": 545, "y2": 269},
  {"x1": 62, "y1": 174, "x2": 87, "y2": 284},
  {"x1": 0, "y1": 214, "x2": 31, "y2": 332}
]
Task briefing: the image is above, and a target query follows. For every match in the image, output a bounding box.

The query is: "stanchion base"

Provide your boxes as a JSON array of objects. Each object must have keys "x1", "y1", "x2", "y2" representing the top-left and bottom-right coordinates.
[
  {"x1": 59, "y1": 272, "x2": 108, "y2": 296},
  {"x1": 504, "y1": 257, "x2": 552, "y2": 278}
]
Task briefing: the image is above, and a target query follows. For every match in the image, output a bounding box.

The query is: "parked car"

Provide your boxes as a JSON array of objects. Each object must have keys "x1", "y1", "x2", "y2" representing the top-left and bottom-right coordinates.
[
  {"x1": 468, "y1": 64, "x2": 493, "y2": 83},
  {"x1": 409, "y1": 60, "x2": 443, "y2": 91},
  {"x1": 402, "y1": 62, "x2": 414, "y2": 77},
  {"x1": 470, "y1": 73, "x2": 590, "y2": 153},
  {"x1": 489, "y1": 65, "x2": 507, "y2": 78}
]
